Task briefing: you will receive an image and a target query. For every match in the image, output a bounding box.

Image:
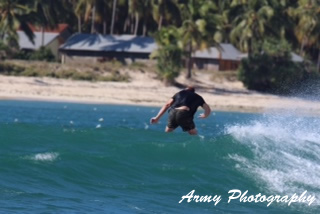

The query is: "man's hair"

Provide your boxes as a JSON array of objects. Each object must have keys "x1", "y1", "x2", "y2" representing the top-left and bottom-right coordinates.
[{"x1": 185, "y1": 86, "x2": 195, "y2": 92}]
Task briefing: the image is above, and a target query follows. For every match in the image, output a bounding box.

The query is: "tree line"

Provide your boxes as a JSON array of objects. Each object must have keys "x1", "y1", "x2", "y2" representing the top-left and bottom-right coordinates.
[{"x1": 0, "y1": 0, "x2": 319, "y2": 79}]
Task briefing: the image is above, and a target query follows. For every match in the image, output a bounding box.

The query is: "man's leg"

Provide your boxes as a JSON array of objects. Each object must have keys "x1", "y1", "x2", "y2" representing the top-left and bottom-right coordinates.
[
  {"x1": 165, "y1": 126, "x2": 175, "y2": 132},
  {"x1": 179, "y1": 115, "x2": 196, "y2": 135},
  {"x1": 187, "y1": 128, "x2": 197, "y2": 135},
  {"x1": 166, "y1": 110, "x2": 177, "y2": 133}
]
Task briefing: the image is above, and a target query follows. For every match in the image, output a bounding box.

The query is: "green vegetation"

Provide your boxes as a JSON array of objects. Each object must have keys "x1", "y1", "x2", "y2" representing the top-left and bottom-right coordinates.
[
  {"x1": 156, "y1": 44, "x2": 182, "y2": 84},
  {"x1": 239, "y1": 54, "x2": 307, "y2": 94},
  {"x1": 239, "y1": 38, "x2": 319, "y2": 94},
  {"x1": 238, "y1": 38, "x2": 319, "y2": 93},
  {"x1": 153, "y1": 27, "x2": 182, "y2": 83},
  {"x1": 0, "y1": 61, "x2": 130, "y2": 82},
  {"x1": 14, "y1": 47, "x2": 55, "y2": 62},
  {"x1": 0, "y1": 0, "x2": 319, "y2": 91},
  {"x1": 29, "y1": 47, "x2": 55, "y2": 62}
]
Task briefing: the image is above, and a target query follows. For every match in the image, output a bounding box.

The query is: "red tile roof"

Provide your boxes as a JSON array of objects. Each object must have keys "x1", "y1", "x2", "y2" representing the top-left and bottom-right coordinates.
[{"x1": 20, "y1": 24, "x2": 69, "y2": 33}]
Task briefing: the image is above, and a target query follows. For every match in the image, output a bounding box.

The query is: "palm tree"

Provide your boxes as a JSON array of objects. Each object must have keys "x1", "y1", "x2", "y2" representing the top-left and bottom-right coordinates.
[
  {"x1": 76, "y1": 0, "x2": 112, "y2": 34},
  {"x1": 128, "y1": 0, "x2": 141, "y2": 35},
  {"x1": 230, "y1": 0, "x2": 274, "y2": 57},
  {"x1": 34, "y1": 0, "x2": 66, "y2": 46},
  {"x1": 289, "y1": 0, "x2": 320, "y2": 58},
  {"x1": 154, "y1": 26, "x2": 182, "y2": 84},
  {"x1": 152, "y1": 0, "x2": 181, "y2": 30},
  {"x1": 75, "y1": 0, "x2": 87, "y2": 33},
  {"x1": 214, "y1": 0, "x2": 232, "y2": 43},
  {"x1": 141, "y1": 0, "x2": 153, "y2": 36},
  {"x1": 110, "y1": 0, "x2": 117, "y2": 35},
  {"x1": 0, "y1": 0, "x2": 34, "y2": 46},
  {"x1": 90, "y1": 0, "x2": 96, "y2": 33},
  {"x1": 76, "y1": 0, "x2": 97, "y2": 33},
  {"x1": 178, "y1": 0, "x2": 221, "y2": 78}
]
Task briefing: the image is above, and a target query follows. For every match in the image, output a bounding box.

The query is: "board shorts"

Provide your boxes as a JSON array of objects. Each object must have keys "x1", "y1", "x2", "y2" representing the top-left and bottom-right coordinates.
[{"x1": 167, "y1": 109, "x2": 195, "y2": 132}]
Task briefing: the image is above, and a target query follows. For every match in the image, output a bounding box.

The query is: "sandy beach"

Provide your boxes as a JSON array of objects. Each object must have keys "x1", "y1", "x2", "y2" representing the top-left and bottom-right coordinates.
[{"x1": 0, "y1": 69, "x2": 320, "y2": 115}]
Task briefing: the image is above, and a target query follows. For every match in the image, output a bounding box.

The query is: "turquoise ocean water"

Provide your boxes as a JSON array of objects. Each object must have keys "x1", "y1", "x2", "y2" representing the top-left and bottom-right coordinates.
[{"x1": 0, "y1": 100, "x2": 319, "y2": 213}]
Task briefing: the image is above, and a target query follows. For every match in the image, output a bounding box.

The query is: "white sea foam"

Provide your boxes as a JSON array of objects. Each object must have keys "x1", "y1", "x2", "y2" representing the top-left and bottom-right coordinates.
[
  {"x1": 226, "y1": 113, "x2": 320, "y2": 204},
  {"x1": 31, "y1": 152, "x2": 59, "y2": 162},
  {"x1": 144, "y1": 122, "x2": 149, "y2": 130}
]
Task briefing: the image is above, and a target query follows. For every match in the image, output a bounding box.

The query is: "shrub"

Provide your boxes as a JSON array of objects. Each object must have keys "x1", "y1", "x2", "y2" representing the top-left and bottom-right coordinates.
[
  {"x1": 0, "y1": 61, "x2": 130, "y2": 82},
  {"x1": 20, "y1": 68, "x2": 41, "y2": 77},
  {"x1": 156, "y1": 45, "x2": 182, "y2": 84},
  {"x1": 13, "y1": 50, "x2": 31, "y2": 60},
  {"x1": 238, "y1": 38, "x2": 319, "y2": 94},
  {"x1": 0, "y1": 40, "x2": 17, "y2": 59},
  {"x1": 153, "y1": 26, "x2": 182, "y2": 84},
  {"x1": 128, "y1": 61, "x2": 147, "y2": 71},
  {"x1": 29, "y1": 47, "x2": 55, "y2": 62},
  {"x1": 238, "y1": 54, "x2": 317, "y2": 94},
  {"x1": 71, "y1": 71, "x2": 97, "y2": 81},
  {"x1": 0, "y1": 62, "x2": 24, "y2": 75}
]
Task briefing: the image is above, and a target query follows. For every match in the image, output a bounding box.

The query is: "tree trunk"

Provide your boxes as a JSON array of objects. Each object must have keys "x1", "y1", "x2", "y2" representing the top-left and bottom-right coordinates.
[
  {"x1": 143, "y1": 19, "x2": 147, "y2": 36},
  {"x1": 248, "y1": 38, "x2": 252, "y2": 58},
  {"x1": 110, "y1": 0, "x2": 117, "y2": 35},
  {"x1": 41, "y1": 27, "x2": 45, "y2": 47},
  {"x1": 317, "y1": 49, "x2": 320, "y2": 73},
  {"x1": 158, "y1": 15, "x2": 163, "y2": 30},
  {"x1": 123, "y1": 17, "x2": 129, "y2": 33},
  {"x1": 91, "y1": 5, "x2": 96, "y2": 34},
  {"x1": 103, "y1": 20, "x2": 107, "y2": 35},
  {"x1": 186, "y1": 40, "x2": 192, "y2": 79},
  {"x1": 300, "y1": 37, "x2": 307, "y2": 57},
  {"x1": 103, "y1": 6, "x2": 107, "y2": 35},
  {"x1": 134, "y1": 13, "x2": 139, "y2": 35},
  {"x1": 131, "y1": 14, "x2": 134, "y2": 34},
  {"x1": 78, "y1": 16, "x2": 81, "y2": 33}
]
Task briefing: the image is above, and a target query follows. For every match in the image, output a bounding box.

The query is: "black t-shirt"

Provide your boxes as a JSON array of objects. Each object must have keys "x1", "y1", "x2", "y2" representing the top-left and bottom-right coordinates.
[{"x1": 171, "y1": 90, "x2": 205, "y2": 116}]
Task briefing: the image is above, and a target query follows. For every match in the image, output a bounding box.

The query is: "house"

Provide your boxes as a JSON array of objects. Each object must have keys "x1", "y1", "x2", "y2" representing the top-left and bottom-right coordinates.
[
  {"x1": 60, "y1": 33, "x2": 245, "y2": 71},
  {"x1": 59, "y1": 33, "x2": 157, "y2": 64},
  {"x1": 17, "y1": 24, "x2": 71, "y2": 59},
  {"x1": 290, "y1": 53, "x2": 304, "y2": 62},
  {"x1": 192, "y1": 44, "x2": 242, "y2": 71}
]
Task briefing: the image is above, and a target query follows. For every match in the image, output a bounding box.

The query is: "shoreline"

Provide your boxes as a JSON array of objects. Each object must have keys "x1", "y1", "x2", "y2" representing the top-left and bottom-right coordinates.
[
  {"x1": 0, "y1": 94, "x2": 264, "y2": 113},
  {"x1": 2, "y1": 95, "x2": 319, "y2": 117},
  {"x1": 1, "y1": 75, "x2": 320, "y2": 116}
]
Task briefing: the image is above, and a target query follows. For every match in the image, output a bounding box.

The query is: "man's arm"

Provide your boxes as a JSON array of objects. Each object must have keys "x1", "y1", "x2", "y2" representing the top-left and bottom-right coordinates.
[
  {"x1": 198, "y1": 103, "x2": 211, "y2": 119},
  {"x1": 150, "y1": 99, "x2": 174, "y2": 124}
]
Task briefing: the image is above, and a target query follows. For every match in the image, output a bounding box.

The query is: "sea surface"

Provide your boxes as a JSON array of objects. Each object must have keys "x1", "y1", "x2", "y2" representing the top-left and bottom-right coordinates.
[{"x1": 0, "y1": 100, "x2": 319, "y2": 214}]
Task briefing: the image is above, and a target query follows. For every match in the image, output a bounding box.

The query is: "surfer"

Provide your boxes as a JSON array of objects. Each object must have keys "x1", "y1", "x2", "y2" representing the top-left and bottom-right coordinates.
[{"x1": 150, "y1": 86, "x2": 211, "y2": 135}]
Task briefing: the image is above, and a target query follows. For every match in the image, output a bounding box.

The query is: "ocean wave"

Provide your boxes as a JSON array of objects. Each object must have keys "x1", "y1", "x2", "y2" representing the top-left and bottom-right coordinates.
[
  {"x1": 30, "y1": 152, "x2": 59, "y2": 162},
  {"x1": 225, "y1": 113, "x2": 320, "y2": 205}
]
